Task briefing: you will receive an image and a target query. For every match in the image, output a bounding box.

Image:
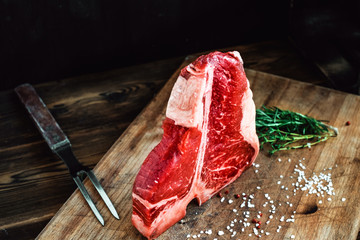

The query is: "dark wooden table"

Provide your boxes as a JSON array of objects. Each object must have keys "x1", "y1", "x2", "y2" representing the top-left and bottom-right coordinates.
[{"x1": 0, "y1": 40, "x2": 339, "y2": 240}]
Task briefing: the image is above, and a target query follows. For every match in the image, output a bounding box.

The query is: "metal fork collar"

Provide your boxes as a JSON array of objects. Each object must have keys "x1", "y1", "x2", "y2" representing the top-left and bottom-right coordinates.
[{"x1": 53, "y1": 143, "x2": 88, "y2": 177}]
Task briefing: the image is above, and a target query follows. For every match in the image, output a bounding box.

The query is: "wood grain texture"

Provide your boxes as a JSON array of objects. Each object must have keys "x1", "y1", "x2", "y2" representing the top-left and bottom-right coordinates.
[
  {"x1": 37, "y1": 57, "x2": 360, "y2": 239},
  {"x1": 0, "y1": 40, "x2": 329, "y2": 240},
  {"x1": 0, "y1": 57, "x2": 184, "y2": 240}
]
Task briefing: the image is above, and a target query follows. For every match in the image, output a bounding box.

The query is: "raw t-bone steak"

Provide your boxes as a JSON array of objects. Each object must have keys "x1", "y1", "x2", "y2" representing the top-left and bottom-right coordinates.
[{"x1": 132, "y1": 51, "x2": 259, "y2": 239}]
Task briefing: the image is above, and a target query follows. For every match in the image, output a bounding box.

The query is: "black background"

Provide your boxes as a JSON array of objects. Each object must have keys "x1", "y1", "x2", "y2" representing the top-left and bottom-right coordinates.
[{"x1": 0, "y1": 0, "x2": 359, "y2": 91}]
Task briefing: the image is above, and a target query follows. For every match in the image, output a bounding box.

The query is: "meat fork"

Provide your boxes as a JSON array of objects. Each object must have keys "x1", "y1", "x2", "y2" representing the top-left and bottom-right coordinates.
[{"x1": 15, "y1": 83, "x2": 119, "y2": 225}]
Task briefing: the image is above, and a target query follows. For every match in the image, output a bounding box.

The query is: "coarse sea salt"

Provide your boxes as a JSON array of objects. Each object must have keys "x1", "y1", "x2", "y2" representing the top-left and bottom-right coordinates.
[
  {"x1": 293, "y1": 165, "x2": 335, "y2": 197},
  {"x1": 185, "y1": 157, "x2": 344, "y2": 239}
]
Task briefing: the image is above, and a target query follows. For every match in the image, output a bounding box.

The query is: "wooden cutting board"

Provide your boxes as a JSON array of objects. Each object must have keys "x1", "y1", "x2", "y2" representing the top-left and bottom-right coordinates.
[{"x1": 37, "y1": 56, "x2": 360, "y2": 240}]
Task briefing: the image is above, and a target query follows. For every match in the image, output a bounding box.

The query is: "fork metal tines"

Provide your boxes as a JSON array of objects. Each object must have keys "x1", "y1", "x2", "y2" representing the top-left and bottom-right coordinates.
[{"x1": 55, "y1": 145, "x2": 120, "y2": 225}]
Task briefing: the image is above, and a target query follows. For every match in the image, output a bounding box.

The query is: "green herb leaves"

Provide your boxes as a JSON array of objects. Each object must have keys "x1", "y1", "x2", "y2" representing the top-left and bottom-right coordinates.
[{"x1": 256, "y1": 106, "x2": 338, "y2": 155}]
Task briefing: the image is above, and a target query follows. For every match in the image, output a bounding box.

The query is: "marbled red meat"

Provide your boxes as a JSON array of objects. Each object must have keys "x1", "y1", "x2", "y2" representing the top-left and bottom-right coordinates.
[{"x1": 132, "y1": 51, "x2": 259, "y2": 239}]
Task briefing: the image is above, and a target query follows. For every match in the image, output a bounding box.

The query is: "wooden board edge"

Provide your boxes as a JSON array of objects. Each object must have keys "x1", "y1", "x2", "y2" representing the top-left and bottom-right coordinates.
[
  {"x1": 35, "y1": 56, "x2": 192, "y2": 239},
  {"x1": 36, "y1": 54, "x2": 356, "y2": 239},
  {"x1": 244, "y1": 68, "x2": 355, "y2": 97}
]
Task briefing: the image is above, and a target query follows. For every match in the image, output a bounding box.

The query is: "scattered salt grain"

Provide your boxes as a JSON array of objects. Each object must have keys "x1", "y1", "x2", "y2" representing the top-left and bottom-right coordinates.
[
  {"x1": 342, "y1": 198, "x2": 346, "y2": 202},
  {"x1": 228, "y1": 199, "x2": 233, "y2": 204},
  {"x1": 218, "y1": 231, "x2": 224, "y2": 236},
  {"x1": 299, "y1": 163, "x2": 306, "y2": 169},
  {"x1": 247, "y1": 202, "x2": 255, "y2": 208},
  {"x1": 220, "y1": 197, "x2": 225, "y2": 203}
]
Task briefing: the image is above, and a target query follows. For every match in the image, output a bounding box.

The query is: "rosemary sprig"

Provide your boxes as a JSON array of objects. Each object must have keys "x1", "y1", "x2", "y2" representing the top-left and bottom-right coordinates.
[{"x1": 256, "y1": 106, "x2": 338, "y2": 155}]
